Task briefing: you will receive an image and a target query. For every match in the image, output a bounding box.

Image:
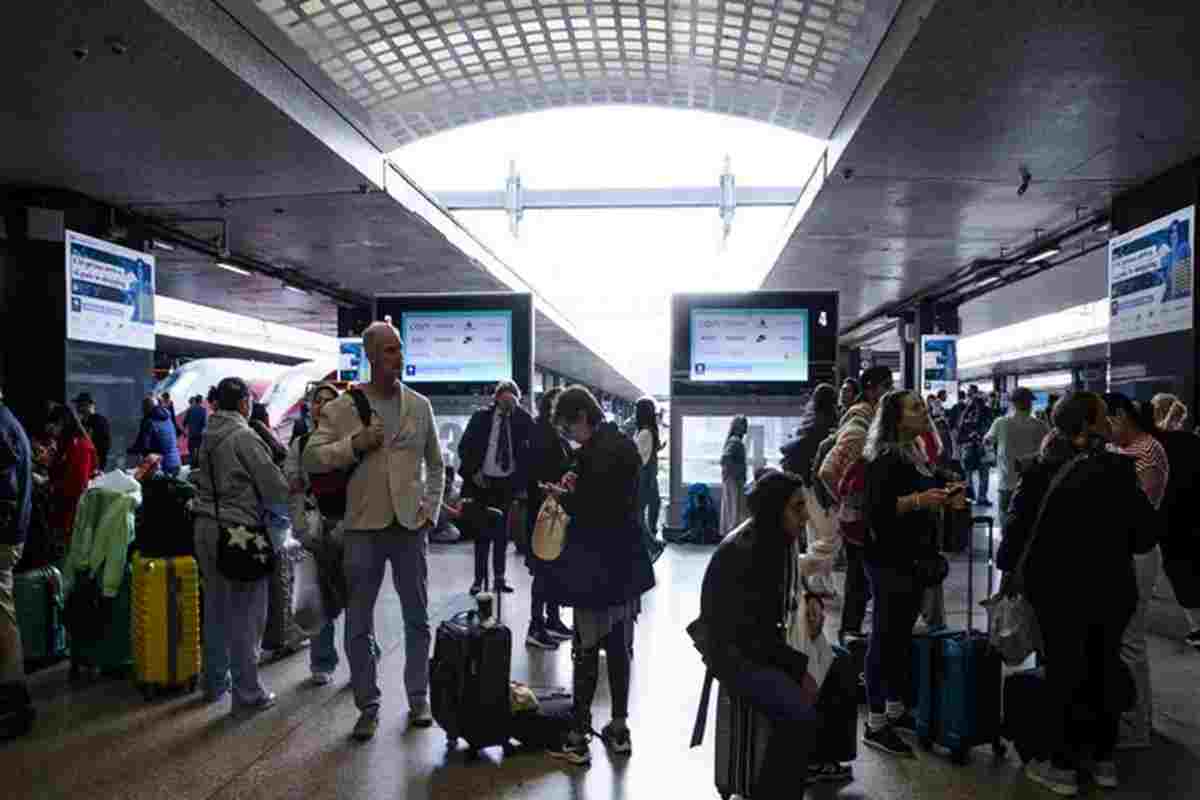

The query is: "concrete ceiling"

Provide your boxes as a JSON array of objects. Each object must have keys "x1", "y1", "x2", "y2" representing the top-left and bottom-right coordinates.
[
  {"x1": 0, "y1": 0, "x2": 645, "y2": 399},
  {"x1": 763, "y1": 0, "x2": 1200, "y2": 336}
]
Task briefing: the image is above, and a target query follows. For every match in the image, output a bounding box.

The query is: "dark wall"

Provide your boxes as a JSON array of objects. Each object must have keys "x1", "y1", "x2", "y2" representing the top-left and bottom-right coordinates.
[
  {"x1": 1108, "y1": 160, "x2": 1200, "y2": 415},
  {"x1": 1, "y1": 189, "x2": 154, "y2": 462}
]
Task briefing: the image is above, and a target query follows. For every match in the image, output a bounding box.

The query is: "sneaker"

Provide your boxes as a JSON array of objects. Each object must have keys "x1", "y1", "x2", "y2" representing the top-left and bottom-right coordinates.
[
  {"x1": 1025, "y1": 759, "x2": 1079, "y2": 796},
  {"x1": 1185, "y1": 629, "x2": 1200, "y2": 651},
  {"x1": 1091, "y1": 761, "x2": 1119, "y2": 789},
  {"x1": 410, "y1": 701, "x2": 434, "y2": 729},
  {"x1": 526, "y1": 627, "x2": 560, "y2": 650},
  {"x1": 808, "y1": 762, "x2": 853, "y2": 783},
  {"x1": 550, "y1": 732, "x2": 592, "y2": 766},
  {"x1": 353, "y1": 708, "x2": 380, "y2": 741},
  {"x1": 469, "y1": 582, "x2": 483, "y2": 596},
  {"x1": 494, "y1": 579, "x2": 515, "y2": 594},
  {"x1": 233, "y1": 692, "x2": 277, "y2": 715},
  {"x1": 310, "y1": 671, "x2": 334, "y2": 686},
  {"x1": 544, "y1": 618, "x2": 574, "y2": 640},
  {"x1": 888, "y1": 710, "x2": 918, "y2": 734},
  {"x1": 600, "y1": 722, "x2": 632, "y2": 755},
  {"x1": 862, "y1": 723, "x2": 914, "y2": 757}
]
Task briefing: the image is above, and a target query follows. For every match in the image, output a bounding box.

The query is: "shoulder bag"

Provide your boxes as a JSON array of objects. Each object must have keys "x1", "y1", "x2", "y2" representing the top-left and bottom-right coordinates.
[
  {"x1": 531, "y1": 495, "x2": 570, "y2": 561},
  {"x1": 207, "y1": 435, "x2": 275, "y2": 582},
  {"x1": 981, "y1": 452, "x2": 1087, "y2": 665}
]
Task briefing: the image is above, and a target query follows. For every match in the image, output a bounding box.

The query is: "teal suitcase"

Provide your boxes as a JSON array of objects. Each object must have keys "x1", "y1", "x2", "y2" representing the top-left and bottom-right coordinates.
[
  {"x1": 69, "y1": 564, "x2": 133, "y2": 674},
  {"x1": 14, "y1": 566, "x2": 67, "y2": 665}
]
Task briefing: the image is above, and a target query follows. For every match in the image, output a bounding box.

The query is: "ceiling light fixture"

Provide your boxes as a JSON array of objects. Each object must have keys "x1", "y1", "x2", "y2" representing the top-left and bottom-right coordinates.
[
  {"x1": 150, "y1": 239, "x2": 175, "y2": 251},
  {"x1": 1024, "y1": 247, "x2": 1060, "y2": 264},
  {"x1": 215, "y1": 261, "x2": 250, "y2": 276},
  {"x1": 283, "y1": 284, "x2": 308, "y2": 295}
]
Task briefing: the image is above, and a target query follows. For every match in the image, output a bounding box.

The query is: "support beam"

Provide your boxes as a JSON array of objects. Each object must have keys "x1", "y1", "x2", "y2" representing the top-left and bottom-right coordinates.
[{"x1": 437, "y1": 186, "x2": 803, "y2": 210}]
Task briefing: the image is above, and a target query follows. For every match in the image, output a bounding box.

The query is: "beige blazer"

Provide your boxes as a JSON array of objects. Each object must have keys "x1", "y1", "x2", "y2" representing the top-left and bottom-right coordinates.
[{"x1": 304, "y1": 382, "x2": 445, "y2": 533}]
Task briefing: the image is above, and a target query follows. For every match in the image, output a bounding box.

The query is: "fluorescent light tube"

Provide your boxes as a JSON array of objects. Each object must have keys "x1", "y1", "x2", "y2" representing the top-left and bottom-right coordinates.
[
  {"x1": 215, "y1": 261, "x2": 250, "y2": 276},
  {"x1": 1024, "y1": 248, "x2": 1060, "y2": 264}
]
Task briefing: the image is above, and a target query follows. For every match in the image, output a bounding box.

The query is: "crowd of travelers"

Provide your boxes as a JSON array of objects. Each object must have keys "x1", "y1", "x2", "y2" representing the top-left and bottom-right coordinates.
[{"x1": 2, "y1": 329, "x2": 1199, "y2": 799}]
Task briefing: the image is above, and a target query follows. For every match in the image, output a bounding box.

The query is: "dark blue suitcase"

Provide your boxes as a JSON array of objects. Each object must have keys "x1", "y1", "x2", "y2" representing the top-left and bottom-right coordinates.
[{"x1": 912, "y1": 516, "x2": 1006, "y2": 764}]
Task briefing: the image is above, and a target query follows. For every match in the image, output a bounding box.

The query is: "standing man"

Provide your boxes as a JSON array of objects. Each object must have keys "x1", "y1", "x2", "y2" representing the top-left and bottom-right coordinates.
[
  {"x1": 183, "y1": 395, "x2": 209, "y2": 465},
  {"x1": 983, "y1": 387, "x2": 1048, "y2": 518},
  {"x1": 304, "y1": 321, "x2": 444, "y2": 741},
  {"x1": 458, "y1": 381, "x2": 533, "y2": 596},
  {"x1": 0, "y1": 389, "x2": 34, "y2": 738},
  {"x1": 73, "y1": 392, "x2": 111, "y2": 473},
  {"x1": 957, "y1": 385, "x2": 995, "y2": 506}
]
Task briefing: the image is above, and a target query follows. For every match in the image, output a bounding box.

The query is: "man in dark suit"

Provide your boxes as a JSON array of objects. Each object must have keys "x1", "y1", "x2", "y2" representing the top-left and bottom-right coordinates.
[
  {"x1": 73, "y1": 392, "x2": 111, "y2": 472},
  {"x1": 458, "y1": 381, "x2": 534, "y2": 595}
]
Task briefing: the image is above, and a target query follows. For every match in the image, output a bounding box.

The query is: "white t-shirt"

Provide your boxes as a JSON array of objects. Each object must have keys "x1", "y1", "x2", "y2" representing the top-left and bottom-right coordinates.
[{"x1": 634, "y1": 429, "x2": 654, "y2": 466}]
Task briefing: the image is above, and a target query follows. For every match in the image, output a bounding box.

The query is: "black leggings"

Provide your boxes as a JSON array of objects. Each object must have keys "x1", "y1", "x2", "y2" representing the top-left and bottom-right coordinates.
[
  {"x1": 571, "y1": 620, "x2": 632, "y2": 732},
  {"x1": 529, "y1": 568, "x2": 561, "y2": 630}
]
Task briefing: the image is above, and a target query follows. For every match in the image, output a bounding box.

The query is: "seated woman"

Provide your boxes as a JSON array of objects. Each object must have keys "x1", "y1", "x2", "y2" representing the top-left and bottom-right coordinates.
[{"x1": 695, "y1": 469, "x2": 820, "y2": 798}]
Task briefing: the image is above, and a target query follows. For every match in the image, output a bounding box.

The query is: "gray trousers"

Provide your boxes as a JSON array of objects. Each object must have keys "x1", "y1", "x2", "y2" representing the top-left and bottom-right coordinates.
[
  {"x1": 1121, "y1": 544, "x2": 1161, "y2": 745},
  {"x1": 194, "y1": 519, "x2": 270, "y2": 705},
  {"x1": 0, "y1": 543, "x2": 24, "y2": 685},
  {"x1": 344, "y1": 525, "x2": 430, "y2": 712}
]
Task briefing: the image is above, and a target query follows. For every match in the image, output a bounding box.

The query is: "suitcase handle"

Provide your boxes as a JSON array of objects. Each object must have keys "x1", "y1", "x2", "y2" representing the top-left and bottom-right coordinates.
[{"x1": 967, "y1": 516, "x2": 994, "y2": 635}]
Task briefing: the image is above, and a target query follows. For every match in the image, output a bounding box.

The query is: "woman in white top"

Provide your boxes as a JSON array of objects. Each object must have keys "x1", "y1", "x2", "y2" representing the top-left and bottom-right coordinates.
[{"x1": 634, "y1": 398, "x2": 665, "y2": 560}]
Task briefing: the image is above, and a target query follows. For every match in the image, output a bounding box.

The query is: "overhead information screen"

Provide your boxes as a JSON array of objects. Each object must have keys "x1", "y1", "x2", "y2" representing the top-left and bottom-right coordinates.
[
  {"x1": 399, "y1": 310, "x2": 513, "y2": 384},
  {"x1": 690, "y1": 308, "x2": 810, "y2": 382}
]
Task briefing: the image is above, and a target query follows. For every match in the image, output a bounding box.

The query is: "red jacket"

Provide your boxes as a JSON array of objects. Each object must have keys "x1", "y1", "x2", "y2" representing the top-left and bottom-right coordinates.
[{"x1": 50, "y1": 435, "x2": 96, "y2": 541}]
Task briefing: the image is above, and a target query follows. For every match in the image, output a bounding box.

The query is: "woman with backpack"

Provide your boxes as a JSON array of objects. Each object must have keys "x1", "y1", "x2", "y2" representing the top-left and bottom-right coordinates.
[{"x1": 720, "y1": 416, "x2": 750, "y2": 535}]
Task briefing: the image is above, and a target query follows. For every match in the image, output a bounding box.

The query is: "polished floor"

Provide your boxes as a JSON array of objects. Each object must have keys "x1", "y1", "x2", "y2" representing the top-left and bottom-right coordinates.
[{"x1": 6, "y1": 529, "x2": 1200, "y2": 800}]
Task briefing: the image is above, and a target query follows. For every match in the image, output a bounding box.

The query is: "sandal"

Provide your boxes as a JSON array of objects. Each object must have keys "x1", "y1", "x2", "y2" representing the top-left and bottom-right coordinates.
[{"x1": 807, "y1": 762, "x2": 853, "y2": 783}]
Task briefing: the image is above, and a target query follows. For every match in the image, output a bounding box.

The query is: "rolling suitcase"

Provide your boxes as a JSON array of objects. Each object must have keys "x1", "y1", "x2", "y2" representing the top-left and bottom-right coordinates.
[
  {"x1": 262, "y1": 537, "x2": 317, "y2": 653},
  {"x1": 911, "y1": 515, "x2": 1006, "y2": 764},
  {"x1": 13, "y1": 566, "x2": 67, "y2": 665},
  {"x1": 132, "y1": 553, "x2": 201, "y2": 699},
  {"x1": 69, "y1": 563, "x2": 133, "y2": 675},
  {"x1": 714, "y1": 683, "x2": 772, "y2": 800},
  {"x1": 430, "y1": 609, "x2": 513, "y2": 756}
]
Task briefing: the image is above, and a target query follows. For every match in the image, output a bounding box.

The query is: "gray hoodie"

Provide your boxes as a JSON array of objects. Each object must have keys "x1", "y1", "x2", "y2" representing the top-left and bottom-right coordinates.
[{"x1": 190, "y1": 410, "x2": 290, "y2": 533}]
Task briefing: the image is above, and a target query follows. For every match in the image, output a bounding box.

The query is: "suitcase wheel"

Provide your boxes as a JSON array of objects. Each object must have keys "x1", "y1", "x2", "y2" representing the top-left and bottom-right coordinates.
[
  {"x1": 141, "y1": 684, "x2": 157, "y2": 702},
  {"x1": 919, "y1": 735, "x2": 933, "y2": 752},
  {"x1": 950, "y1": 747, "x2": 969, "y2": 766},
  {"x1": 187, "y1": 677, "x2": 198, "y2": 694}
]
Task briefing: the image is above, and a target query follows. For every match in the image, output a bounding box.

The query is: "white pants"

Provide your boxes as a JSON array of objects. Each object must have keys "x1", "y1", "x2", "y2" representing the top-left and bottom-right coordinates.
[
  {"x1": 1121, "y1": 544, "x2": 1162, "y2": 745},
  {"x1": 720, "y1": 477, "x2": 748, "y2": 535}
]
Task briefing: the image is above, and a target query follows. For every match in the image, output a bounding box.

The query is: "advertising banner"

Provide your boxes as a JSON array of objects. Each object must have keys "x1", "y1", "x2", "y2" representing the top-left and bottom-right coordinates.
[
  {"x1": 339, "y1": 338, "x2": 371, "y2": 383},
  {"x1": 1108, "y1": 205, "x2": 1194, "y2": 344},
  {"x1": 65, "y1": 230, "x2": 156, "y2": 350},
  {"x1": 919, "y1": 335, "x2": 958, "y2": 400}
]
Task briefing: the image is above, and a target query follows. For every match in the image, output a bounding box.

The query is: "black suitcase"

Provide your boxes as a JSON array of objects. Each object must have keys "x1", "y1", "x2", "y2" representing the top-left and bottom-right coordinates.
[
  {"x1": 509, "y1": 686, "x2": 573, "y2": 750},
  {"x1": 430, "y1": 610, "x2": 513, "y2": 755},
  {"x1": 136, "y1": 475, "x2": 197, "y2": 558},
  {"x1": 841, "y1": 634, "x2": 868, "y2": 705},
  {"x1": 714, "y1": 683, "x2": 772, "y2": 800}
]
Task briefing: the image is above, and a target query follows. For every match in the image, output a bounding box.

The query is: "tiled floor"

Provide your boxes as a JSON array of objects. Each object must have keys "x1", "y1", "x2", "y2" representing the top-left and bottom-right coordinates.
[{"x1": 6, "y1": 536, "x2": 1200, "y2": 799}]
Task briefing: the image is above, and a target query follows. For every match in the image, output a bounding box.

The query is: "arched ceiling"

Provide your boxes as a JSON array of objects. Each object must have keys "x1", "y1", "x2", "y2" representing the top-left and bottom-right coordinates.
[{"x1": 248, "y1": 0, "x2": 902, "y2": 148}]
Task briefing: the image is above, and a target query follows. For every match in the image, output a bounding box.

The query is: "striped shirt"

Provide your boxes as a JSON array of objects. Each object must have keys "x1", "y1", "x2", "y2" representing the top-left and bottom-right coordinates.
[{"x1": 1111, "y1": 433, "x2": 1169, "y2": 510}]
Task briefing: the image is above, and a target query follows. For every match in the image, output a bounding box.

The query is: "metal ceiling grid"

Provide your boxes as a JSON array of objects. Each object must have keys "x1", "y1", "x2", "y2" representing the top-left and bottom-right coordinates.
[{"x1": 253, "y1": 0, "x2": 896, "y2": 147}]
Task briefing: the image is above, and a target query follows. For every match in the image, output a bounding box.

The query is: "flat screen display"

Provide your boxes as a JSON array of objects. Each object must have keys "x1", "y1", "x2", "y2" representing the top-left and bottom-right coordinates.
[
  {"x1": 689, "y1": 308, "x2": 812, "y2": 382},
  {"x1": 399, "y1": 310, "x2": 513, "y2": 384},
  {"x1": 65, "y1": 229, "x2": 156, "y2": 351},
  {"x1": 1108, "y1": 205, "x2": 1194, "y2": 344}
]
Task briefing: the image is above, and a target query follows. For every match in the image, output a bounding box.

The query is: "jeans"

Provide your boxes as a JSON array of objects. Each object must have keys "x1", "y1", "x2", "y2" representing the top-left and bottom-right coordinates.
[
  {"x1": 637, "y1": 460, "x2": 660, "y2": 536},
  {"x1": 1121, "y1": 545, "x2": 1161, "y2": 745},
  {"x1": 840, "y1": 542, "x2": 871, "y2": 636},
  {"x1": 864, "y1": 564, "x2": 922, "y2": 713},
  {"x1": 310, "y1": 621, "x2": 339, "y2": 674},
  {"x1": 571, "y1": 619, "x2": 633, "y2": 732},
  {"x1": 0, "y1": 543, "x2": 24, "y2": 686},
  {"x1": 721, "y1": 664, "x2": 817, "y2": 799},
  {"x1": 471, "y1": 484, "x2": 512, "y2": 585},
  {"x1": 194, "y1": 519, "x2": 271, "y2": 705},
  {"x1": 343, "y1": 526, "x2": 430, "y2": 711}
]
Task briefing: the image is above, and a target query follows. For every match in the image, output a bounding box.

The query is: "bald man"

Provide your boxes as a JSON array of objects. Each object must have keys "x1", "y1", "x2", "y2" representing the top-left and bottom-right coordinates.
[{"x1": 304, "y1": 321, "x2": 445, "y2": 741}]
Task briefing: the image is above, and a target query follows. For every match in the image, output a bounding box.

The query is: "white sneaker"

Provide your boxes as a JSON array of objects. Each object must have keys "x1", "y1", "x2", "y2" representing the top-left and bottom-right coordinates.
[
  {"x1": 310, "y1": 671, "x2": 334, "y2": 686},
  {"x1": 1025, "y1": 759, "x2": 1079, "y2": 797}
]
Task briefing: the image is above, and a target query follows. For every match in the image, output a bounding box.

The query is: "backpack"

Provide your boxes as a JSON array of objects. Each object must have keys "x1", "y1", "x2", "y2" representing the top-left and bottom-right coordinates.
[
  {"x1": 301, "y1": 388, "x2": 373, "y2": 519},
  {"x1": 835, "y1": 458, "x2": 868, "y2": 546},
  {"x1": 682, "y1": 483, "x2": 720, "y2": 544}
]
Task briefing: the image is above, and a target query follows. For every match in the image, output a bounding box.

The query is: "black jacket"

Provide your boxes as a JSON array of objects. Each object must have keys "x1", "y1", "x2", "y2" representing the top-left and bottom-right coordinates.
[
  {"x1": 83, "y1": 412, "x2": 111, "y2": 471},
  {"x1": 864, "y1": 449, "x2": 942, "y2": 568},
  {"x1": 1158, "y1": 430, "x2": 1200, "y2": 548},
  {"x1": 458, "y1": 402, "x2": 534, "y2": 496},
  {"x1": 697, "y1": 524, "x2": 808, "y2": 684},
  {"x1": 999, "y1": 437, "x2": 1153, "y2": 618},
  {"x1": 780, "y1": 411, "x2": 837, "y2": 485},
  {"x1": 541, "y1": 423, "x2": 655, "y2": 609},
  {"x1": 526, "y1": 418, "x2": 571, "y2": 520}
]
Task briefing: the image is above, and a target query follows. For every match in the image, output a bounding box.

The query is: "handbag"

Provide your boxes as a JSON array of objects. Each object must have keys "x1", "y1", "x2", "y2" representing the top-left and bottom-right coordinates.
[
  {"x1": 531, "y1": 495, "x2": 570, "y2": 561},
  {"x1": 206, "y1": 437, "x2": 275, "y2": 583},
  {"x1": 982, "y1": 452, "x2": 1087, "y2": 666}
]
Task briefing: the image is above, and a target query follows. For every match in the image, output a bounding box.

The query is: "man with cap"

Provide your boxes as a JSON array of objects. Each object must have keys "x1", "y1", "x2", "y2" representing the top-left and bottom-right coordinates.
[{"x1": 73, "y1": 392, "x2": 111, "y2": 472}]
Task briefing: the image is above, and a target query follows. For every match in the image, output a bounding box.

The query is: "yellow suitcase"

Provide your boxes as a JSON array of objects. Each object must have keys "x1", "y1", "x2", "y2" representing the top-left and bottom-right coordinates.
[{"x1": 132, "y1": 553, "x2": 201, "y2": 699}]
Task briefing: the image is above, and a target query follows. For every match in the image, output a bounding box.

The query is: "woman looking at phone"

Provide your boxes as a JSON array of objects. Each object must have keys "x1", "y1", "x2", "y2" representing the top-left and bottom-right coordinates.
[{"x1": 861, "y1": 390, "x2": 968, "y2": 757}]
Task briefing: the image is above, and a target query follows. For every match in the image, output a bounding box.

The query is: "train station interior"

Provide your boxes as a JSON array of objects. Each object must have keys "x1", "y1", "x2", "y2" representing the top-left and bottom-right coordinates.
[{"x1": 3, "y1": 0, "x2": 1200, "y2": 797}]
